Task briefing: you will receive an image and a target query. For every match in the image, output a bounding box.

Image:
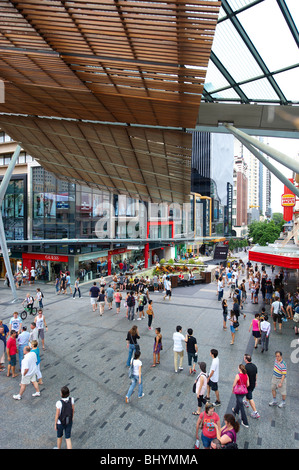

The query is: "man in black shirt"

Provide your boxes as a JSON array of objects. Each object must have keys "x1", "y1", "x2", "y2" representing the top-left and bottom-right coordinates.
[
  {"x1": 243, "y1": 354, "x2": 260, "y2": 419},
  {"x1": 89, "y1": 282, "x2": 100, "y2": 312}
]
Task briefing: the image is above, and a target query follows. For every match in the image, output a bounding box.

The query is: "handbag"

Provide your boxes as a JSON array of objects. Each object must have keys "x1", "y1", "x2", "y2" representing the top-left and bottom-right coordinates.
[{"x1": 233, "y1": 374, "x2": 248, "y2": 395}]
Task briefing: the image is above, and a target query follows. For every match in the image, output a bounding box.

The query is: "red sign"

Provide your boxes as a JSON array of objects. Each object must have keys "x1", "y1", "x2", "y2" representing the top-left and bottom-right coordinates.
[
  {"x1": 281, "y1": 194, "x2": 295, "y2": 207},
  {"x1": 23, "y1": 253, "x2": 69, "y2": 262},
  {"x1": 282, "y1": 180, "x2": 295, "y2": 222}
]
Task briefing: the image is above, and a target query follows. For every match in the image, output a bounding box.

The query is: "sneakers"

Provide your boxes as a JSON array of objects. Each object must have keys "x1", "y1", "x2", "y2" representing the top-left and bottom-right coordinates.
[
  {"x1": 125, "y1": 396, "x2": 129, "y2": 403},
  {"x1": 13, "y1": 394, "x2": 21, "y2": 400},
  {"x1": 213, "y1": 401, "x2": 221, "y2": 407},
  {"x1": 269, "y1": 400, "x2": 278, "y2": 406},
  {"x1": 178, "y1": 367, "x2": 183, "y2": 372},
  {"x1": 32, "y1": 392, "x2": 40, "y2": 397},
  {"x1": 138, "y1": 393, "x2": 145, "y2": 399},
  {"x1": 251, "y1": 411, "x2": 260, "y2": 419},
  {"x1": 243, "y1": 399, "x2": 249, "y2": 408},
  {"x1": 278, "y1": 402, "x2": 286, "y2": 408},
  {"x1": 241, "y1": 421, "x2": 249, "y2": 428}
]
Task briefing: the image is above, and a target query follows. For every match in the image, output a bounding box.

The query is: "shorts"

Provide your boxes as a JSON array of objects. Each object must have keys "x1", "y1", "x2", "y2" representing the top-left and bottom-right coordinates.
[
  {"x1": 271, "y1": 376, "x2": 287, "y2": 396},
  {"x1": 187, "y1": 352, "x2": 197, "y2": 366},
  {"x1": 166, "y1": 289, "x2": 171, "y2": 297},
  {"x1": 246, "y1": 388, "x2": 254, "y2": 401},
  {"x1": 272, "y1": 313, "x2": 282, "y2": 324},
  {"x1": 90, "y1": 297, "x2": 98, "y2": 305},
  {"x1": 107, "y1": 297, "x2": 113, "y2": 303},
  {"x1": 115, "y1": 302, "x2": 120, "y2": 308},
  {"x1": 208, "y1": 379, "x2": 218, "y2": 391},
  {"x1": 57, "y1": 423, "x2": 72, "y2": 439},
  {"x1": 21, "y1": 373, "x2": 37, "y2": 385},
  {"x1": 266, "y1": 293, "x2": 272, "y2": 300},
  {"x1": 230, "y1": 325, "x2": 235, "y2": 333},
  {"x1": 38, "y1": 329, "x2": 45, "y2": 340},
  {"x1": 201, "y1": 433, "x2": 214, "y2": 449},
  {"x1": 9, "y1": 354, "x2": 16, "y2": 367}
]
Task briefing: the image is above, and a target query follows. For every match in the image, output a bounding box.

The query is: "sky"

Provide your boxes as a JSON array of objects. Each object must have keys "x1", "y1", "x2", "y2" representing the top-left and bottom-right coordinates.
[{"x1": 267, "y1": 136, "x2": 298, "y2": 213}]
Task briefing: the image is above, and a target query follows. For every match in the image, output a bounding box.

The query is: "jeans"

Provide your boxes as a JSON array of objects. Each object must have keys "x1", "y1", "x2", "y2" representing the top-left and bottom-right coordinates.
[
  {"x1": 218, "y1": 290, "x2": 223, "y2": 301},
  {"x1": 18, "y1": 343, "x2": 28, "y2": 365},
  {"x1": 234, "y1": 394, "x2": 248, "y2": 425},
  {"x1": 128, "y1": 306, "x2": 135, "y2": 321},
  {"x1": 126, "y1": 344, "x2": 136, "y2": 367},
  {"x1": 73, "y1": 288, "x2": 81, "y2": 298},
  {"x1": 127, "y1": 374, "x2": 143, "y2": 399}
]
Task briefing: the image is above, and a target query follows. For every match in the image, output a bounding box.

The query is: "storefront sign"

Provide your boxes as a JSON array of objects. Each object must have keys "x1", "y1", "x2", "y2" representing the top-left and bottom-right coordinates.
[
  {"x1": 22, "y1": 253, "x2": 69, "y2": 262},
  {"x1": 281, "y1": 194, "x2": 296, "y2": 207}
]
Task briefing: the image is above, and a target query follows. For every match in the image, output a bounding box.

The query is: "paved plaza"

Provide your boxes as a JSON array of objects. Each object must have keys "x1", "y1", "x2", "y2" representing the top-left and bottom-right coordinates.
[{"x1": 1, "y1": 262, "x2": 298, "y2": 452}]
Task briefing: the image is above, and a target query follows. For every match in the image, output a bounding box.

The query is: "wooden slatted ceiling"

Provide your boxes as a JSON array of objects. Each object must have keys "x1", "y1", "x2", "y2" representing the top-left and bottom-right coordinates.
[
  {"x1": 0, "y1": 0, "x2": 220, "y2": 127},
  {"x1": 0, "y1": 114, "x2": 192, "y2": 204}
]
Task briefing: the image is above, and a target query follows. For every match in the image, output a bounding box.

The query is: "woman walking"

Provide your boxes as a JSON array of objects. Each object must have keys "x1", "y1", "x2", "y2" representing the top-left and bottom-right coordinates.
[
  {"x1": 114, "y1": 289, "x2": 122, "y2": 314},
  {"x1": 125, "y1": 350, "x2": 144, "y2": 403},
  {"x1": 152, "y1": 328, "x2": 162, "y2": 367},
  {"x1": 232, "y1": 364, "x2": 250, "y2": 428},
  {"x1": 126, "y1": 325, "x2": 140, "y2": 367},
  {"x1": 249, "y1": 313, "x2": 261, "y2": 349},
  {"x1": 98, "y1": 288, "x2": 107, "y2": 316},
  {"x1": 222, "y1": 299, "x2": 228, "y2": 330},
  {"x1": 192, "y1": 362, "x2": 207, "y2": 416},
  {"x1": 228, "y1": 309, "x2": 237, "y2": 345}
]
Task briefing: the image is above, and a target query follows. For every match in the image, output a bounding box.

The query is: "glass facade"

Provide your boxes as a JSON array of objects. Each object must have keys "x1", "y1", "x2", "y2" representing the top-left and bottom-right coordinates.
[
  {"x1": 2, "y1": 176, "x2": 26, "y2": 240},
  {"x1": 32, "y1": 167, "x2": 75, "y2": 240}
]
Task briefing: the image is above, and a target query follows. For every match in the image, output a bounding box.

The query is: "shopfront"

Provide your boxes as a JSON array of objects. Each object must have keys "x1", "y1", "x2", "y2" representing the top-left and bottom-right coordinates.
[
  {"x1": 75, "y1": 251, "x2": 109, "y2": 281},
  {"x1": 22, "y1": 252, "x2": 69, "y2": 282}
]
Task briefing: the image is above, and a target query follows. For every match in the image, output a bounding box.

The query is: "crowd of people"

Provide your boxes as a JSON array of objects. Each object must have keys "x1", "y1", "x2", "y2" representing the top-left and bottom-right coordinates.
[{"x1": 0, "y1": 257, "x2": 297, "y2": 450}]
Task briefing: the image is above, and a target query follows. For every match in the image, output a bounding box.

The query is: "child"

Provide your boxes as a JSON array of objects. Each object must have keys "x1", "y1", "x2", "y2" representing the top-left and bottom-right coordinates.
[
  {"x1": 31, "y1": 340, "x2": 43, "y2": 385},
  {"x1": 146, "y1": 300, "x2": 154, "y2": 330}
]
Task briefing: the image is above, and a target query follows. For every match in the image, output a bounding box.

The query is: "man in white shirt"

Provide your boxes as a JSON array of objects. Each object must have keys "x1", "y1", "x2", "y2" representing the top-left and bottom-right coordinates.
[
  {"x1": 271, "y1": 296, "x2": 286, "y2": 332},
  {"x1": 163, "y1": 276, "x2": 172, "y2": 301},
  {"x1": 13, "y1": 346, "x2": 40, "y2": 400},
  {"x1": 173, "y1": 325, "x2": 186, "y2": 373},
  {"x1": 17, "y1": 326, "x2": 30, "y2": 367},
  {"x1": 260, "y1": 314, "x2": 271, "y2": 352},
  {"x1": 206, "y1": 349, "x2": 221, "y2": 407}
]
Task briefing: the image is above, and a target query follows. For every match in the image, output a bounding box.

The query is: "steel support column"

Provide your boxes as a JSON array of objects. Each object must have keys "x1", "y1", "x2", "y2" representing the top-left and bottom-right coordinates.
[
  {"x1": 225, "y1": 124, "x2": 299, "y2": 174},
  {"x1": 0, "y1": 144, "x2": 21, "y2": 302},
  {"x1": 227, "y1": 131, "x2": 299, "y2": 198}
]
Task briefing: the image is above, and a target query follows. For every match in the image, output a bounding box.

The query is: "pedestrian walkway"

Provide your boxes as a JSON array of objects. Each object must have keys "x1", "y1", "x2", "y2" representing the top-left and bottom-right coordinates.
[{"x1": 0, "y1": 264, "x2": 298, "y2": 450}]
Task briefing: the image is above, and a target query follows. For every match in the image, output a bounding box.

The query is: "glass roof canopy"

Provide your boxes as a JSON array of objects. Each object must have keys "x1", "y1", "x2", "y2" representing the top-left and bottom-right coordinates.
[{"x1": 203, "y1": 0, "x2": 299, "y2": 105}]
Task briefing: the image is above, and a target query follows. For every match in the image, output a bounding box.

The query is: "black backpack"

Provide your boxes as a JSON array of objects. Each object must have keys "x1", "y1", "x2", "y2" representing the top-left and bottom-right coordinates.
[{"x1": 60, "y1": 398, "x2": 73, "y2": 425}]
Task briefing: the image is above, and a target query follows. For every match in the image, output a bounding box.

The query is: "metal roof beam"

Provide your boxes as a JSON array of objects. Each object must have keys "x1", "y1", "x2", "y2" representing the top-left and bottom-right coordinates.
[{"x1": 220, "y1": 0, "x2": 289, "y2": 105}]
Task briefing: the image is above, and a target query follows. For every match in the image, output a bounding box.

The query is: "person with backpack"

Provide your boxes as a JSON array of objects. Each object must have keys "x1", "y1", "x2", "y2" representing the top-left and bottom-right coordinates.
[
  {"x1": 271, "y1": 296, "x2": 286, "y2": 332},
  {"x1": 54, "y1": 386, "x2": 74, "y2": 449},
  {"x1": 137, "y1": 292, "x2": 147, "y2": 320},
  {"x1": 192, "y1": 362, "x2": 207, "y2": 416}
]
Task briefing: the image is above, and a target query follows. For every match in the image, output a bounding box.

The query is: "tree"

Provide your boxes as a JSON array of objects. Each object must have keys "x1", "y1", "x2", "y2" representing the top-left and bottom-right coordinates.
[{"x1": 248, "y1": 220, "x2": 281, "y2": 246}]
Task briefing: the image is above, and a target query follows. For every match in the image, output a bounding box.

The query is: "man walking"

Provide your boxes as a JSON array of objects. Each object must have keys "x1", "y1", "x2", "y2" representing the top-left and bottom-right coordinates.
[
  {"x1": 89, "y1": 282, "x2": 100, "y2": 312},
  {"x1": 243, "y1": 354, "x2": 260, "y2": 419},
  {"x1": 172, "y1": 325, "x2": 186, "y2": 373},
  {"x1": 206, "y1": 349, "x2": 221, "y2": 407},
  {"x1": 13, "y1": 346, "x2": 40, "y2": 400},
  {"x1": 269, "y1": 351, "x2": 287, "y2": 408}
]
